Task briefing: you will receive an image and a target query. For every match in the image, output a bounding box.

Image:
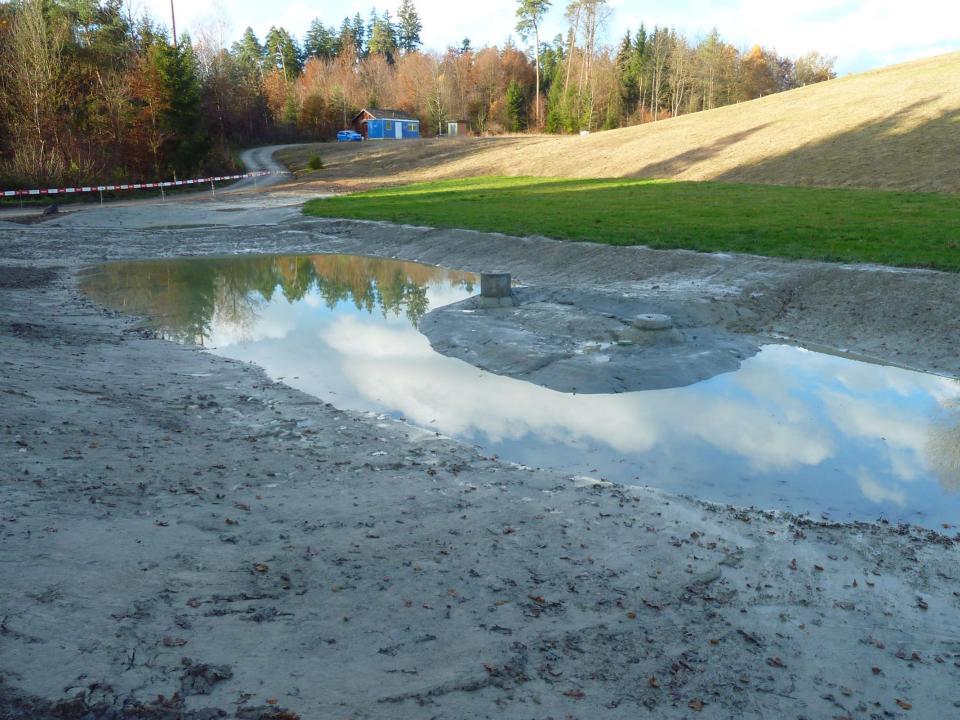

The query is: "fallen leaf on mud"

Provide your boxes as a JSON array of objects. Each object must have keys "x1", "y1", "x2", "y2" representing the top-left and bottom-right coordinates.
[
  {"x1": 235, "y1": 502, "x2": 251, "y2": 511},
  {"x1": 709, "y1": 638, "x2": 720, "y2": 645},
  {"x1": 688, "y1": 698, "x2": 704, "y2": 711},
  {"x1": 626, "y1": 612, "x2": 637, "y2": 619},
  {"x1": 789, "y1": 559, "x2": 797, "y2": 571},
  {"x1": 648, "y1": 676, "x2": 660, "y2": 688},
  {"x1": 162, "y1": 636, "x2": 187, "y2": 647},
  {"x1": 896, "y1": 698, "x2": 912, "y2": 710},
  {"x1": 814, "y1": 565, "x2": 825, "y2": 572},
  {"x1": 253, "y1": 563, "x2": 269, "y2": 573},
  {"x1": 225, "y1": 518, "x2": 238, "y2": 525},
  {"x1": 528, "y1": 595, "x2": 546, "y2": 605},
  {"x1": 563, "y1": 689, "x2": 585, "y2": 699},
  {"x1": 186, "y1": 598, "x2": 201, "y2": 608},
  {"x1": 871, "y1": 666, "x2": 882, "y2": 675},
  {"x1": 266, "y1": 698, "x2": 278, "y2": 705},
  {"x1": 766, "y1": 657, "x2": 786, "y2": 668},
  {"x1": 916, "y1": 598, "x2": 929, "y2": 610}
]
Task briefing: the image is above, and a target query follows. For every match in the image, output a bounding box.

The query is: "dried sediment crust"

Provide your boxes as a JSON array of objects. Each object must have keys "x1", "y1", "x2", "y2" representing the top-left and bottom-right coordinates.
[{"x1": 421, "y1": 286, "x2": 761, "y2": 393}]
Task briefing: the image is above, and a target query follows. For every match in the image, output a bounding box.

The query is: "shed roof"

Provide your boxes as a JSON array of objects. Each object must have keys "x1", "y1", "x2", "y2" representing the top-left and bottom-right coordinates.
[{"x1": 352, "y1": 108, "x2": 418, "y2": 122}]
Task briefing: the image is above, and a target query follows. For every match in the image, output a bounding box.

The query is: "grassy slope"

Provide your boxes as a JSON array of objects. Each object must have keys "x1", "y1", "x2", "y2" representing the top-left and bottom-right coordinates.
[
  {"x1": 304, "y1": 177, "x2": 960, "y2": 271},
  {"x1": 284, "y1": 52, "x2": 960, "y2": 194}
]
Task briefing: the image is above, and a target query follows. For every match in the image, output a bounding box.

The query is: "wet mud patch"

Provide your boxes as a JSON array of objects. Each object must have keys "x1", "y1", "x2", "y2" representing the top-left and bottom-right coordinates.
[
  {"x1": 0, "y1": 265, "x2": 58, "y2": 289},
  {"x1": 6, "y1": 321, "x2": 48, "y2": 339},
  {"x1": 0, "y1": 214, "x2": 66, "y2": 227},
  {"x1": 0, "y1": 680, "x2": 300, "y2": 720}
]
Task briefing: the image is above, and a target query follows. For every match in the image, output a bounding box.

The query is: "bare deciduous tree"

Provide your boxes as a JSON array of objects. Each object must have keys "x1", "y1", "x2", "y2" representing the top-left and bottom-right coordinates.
[{"x1": 1, "y1": 0, "x2": 68, "y2": 183}]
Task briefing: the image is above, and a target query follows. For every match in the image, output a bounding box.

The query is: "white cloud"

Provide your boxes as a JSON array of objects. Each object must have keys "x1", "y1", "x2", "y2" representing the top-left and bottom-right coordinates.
[{"x1": 857, "y1": 469, "x2": 907, "y2": 506}]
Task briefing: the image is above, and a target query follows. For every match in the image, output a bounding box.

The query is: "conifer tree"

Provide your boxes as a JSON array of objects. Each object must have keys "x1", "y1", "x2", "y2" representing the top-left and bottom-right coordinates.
[
  {"x1": 304, "y1": 20, "x2": 337, "y2": 59},
  {"x1": 397, "y1": 0, "x2": 422, "y2": 53},
  {"x1": 264, "y1": 26, "x2": 302, "y2": 80},
  {"x1": 152, "y1": 36, "x2": 209, "y2": 176},
  {"x1": 506, "y1": 79, "x2": 526, "y2": 131}
]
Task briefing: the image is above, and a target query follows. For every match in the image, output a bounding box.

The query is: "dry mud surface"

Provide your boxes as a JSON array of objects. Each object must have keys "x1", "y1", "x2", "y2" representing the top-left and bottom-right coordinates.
[{"x1": 2, "y1": 181, "x2": 960, "y2": 719}]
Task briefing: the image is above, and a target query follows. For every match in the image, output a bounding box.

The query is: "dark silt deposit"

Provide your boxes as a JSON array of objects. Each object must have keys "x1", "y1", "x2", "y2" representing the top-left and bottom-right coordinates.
[{"x1": 81, "y1": 252, "x2": 960, "y2": 526}]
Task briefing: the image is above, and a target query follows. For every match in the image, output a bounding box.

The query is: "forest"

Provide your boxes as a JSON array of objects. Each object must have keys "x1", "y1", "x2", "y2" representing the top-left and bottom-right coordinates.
[{"x1": 0, "y1": 0, "x2": 836, "y2": 188}]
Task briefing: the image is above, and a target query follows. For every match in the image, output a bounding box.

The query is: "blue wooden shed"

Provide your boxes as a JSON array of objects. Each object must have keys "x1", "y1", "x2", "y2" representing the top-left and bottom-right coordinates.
[{"x1": 352, "y1": 108, "x2": 420, "y2": 140}]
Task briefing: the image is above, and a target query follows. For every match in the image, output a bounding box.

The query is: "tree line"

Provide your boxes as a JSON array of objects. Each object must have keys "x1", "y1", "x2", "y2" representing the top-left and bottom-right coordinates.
[{"x1": 0, "y1": 0, "x2": 836, "y2": 188}]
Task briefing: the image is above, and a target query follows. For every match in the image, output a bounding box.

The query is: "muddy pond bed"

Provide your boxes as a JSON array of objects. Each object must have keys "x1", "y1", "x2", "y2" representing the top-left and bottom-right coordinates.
[{"x1": 81, "y1": 252, "x2": 960, "y2": 526}]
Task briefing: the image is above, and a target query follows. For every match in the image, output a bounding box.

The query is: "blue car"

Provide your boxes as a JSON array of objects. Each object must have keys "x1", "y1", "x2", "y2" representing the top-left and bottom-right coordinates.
[{"x1": 337, "y1": 130, "x2": 363, "y2": 142}]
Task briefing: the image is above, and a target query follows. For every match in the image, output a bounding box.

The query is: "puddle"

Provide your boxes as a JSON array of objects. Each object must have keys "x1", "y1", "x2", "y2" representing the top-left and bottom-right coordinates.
[{"x1": 81, "y1": 253, "x2": 960, "y2": 526}]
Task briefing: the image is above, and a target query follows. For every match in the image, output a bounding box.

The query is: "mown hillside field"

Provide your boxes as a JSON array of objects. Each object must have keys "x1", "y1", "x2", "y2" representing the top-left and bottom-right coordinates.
[{"x1": 286, "y1": 52, "x2": 960, "y2": 194}]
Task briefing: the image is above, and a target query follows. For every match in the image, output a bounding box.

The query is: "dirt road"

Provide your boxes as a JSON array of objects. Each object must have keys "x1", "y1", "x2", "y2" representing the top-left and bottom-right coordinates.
[{"x1": 2, "y1": 151, "x2": 960, "y2": 719}]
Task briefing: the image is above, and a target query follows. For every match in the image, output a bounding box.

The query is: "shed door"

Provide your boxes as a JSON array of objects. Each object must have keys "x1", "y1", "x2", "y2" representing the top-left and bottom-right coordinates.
[{"x1": 395, "y1": 122, "x2": 403, "y2": 139}]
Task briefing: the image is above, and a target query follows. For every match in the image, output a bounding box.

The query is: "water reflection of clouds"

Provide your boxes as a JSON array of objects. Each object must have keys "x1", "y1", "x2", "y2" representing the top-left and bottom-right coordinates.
[
  {"x1": 857, "y1": 469, "x2": 908, "y2": 506},
  {"x1": 202, "y1": 277, "x2": 960, "y2": 523},
  {"x1": 323, "y1": 315, "x2": 835, "y2": 471},
  {"x1": 208, "y1": 299, "x2": 296, "y2": 347}
]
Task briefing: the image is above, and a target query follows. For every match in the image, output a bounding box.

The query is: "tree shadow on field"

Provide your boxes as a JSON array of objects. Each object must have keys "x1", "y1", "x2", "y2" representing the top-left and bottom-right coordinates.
[
  {"x1": 715, "y1": 98, "x2": 960, "y2": 193},
  {"x1": 625, "y1": 123, "x2": 774, "y2": 179}
]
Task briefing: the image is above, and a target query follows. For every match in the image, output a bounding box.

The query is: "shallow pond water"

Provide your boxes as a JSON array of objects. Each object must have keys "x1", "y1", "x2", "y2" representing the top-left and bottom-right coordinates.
[{"x1": 81, "y1": 253, "x2": 960, "y2": 526}]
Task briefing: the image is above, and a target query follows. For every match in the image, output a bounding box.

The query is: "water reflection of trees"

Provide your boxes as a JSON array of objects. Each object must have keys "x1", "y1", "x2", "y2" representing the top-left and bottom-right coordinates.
[
  {"x1": 81, "y1": 254, "x2": 475, "y2": 343},
  {"x1": 927, "y1": 399, "x2": 960, "y2": 492}
]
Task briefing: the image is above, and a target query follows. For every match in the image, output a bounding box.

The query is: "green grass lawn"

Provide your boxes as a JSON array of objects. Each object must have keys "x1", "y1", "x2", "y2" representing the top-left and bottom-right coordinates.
[{"x1": 303, "y1": 176, "x2": 960, "y2": 272}]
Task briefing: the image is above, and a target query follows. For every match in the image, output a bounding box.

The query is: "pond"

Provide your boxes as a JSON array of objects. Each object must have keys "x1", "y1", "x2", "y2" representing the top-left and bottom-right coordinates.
[{"x1": 81, "y1": 253, "x2": 960, "y2": 526}]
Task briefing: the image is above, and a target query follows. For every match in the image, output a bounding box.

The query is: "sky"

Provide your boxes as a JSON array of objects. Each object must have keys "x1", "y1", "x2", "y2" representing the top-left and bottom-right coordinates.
[{"x1": 135, "y1": 0, "x2": 960, "y2": 75}]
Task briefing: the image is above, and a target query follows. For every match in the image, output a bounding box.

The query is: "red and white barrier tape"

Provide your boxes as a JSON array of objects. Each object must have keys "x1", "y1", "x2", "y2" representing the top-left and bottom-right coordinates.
[{"x1": 1, "y1": 170, "x2": 288, "y2": 198}]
